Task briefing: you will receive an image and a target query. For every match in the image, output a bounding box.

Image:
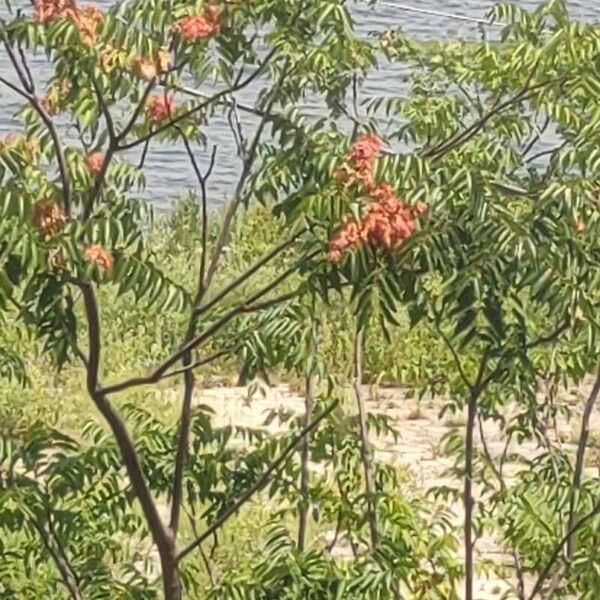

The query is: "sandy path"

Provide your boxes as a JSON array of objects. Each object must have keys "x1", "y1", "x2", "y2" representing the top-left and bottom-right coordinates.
[{"x1": 193, "y1": 381, "x2": 595, "y2": 599}]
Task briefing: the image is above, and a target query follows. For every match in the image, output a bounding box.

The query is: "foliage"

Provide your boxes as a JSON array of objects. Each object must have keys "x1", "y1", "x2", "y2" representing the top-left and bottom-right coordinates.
[{"x1": 1, "y1": 0, "x2": 600, "y2": 598}]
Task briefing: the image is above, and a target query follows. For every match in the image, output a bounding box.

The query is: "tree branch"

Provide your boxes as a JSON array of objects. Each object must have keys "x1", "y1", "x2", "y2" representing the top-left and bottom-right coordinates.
[
  {"x1": 200, "y1": 56, "x2": 293, "y2": 299},
  {"x1": 176, "y1": 399, "x2": 339, "y2": 563},
  {"x1": 423, "y1": 76, "x2": 567, "y2": 161},
  {"x1": 195, "y1": 227, "x2": 307, "y2": 317},
  {"x1": 527, "y1": 498, "x2": 600, "y2": 600},
  {"x1": 353, "y1": 328, "x2": 380, "y2": 549},
  {"x1": 98, "y1": 252, "x2": 316, "y2": 396},
  {"x1": 31, "y1": 518, "x2": 82, "y2": 600},
  {"x1": 76, "y1": 282, "x2": 173, "y2": 563},
  {"x1": 0, "y1": 75, "x2": 71, "y2": 215},
  {"x1": 565, "y1": 361, "x2": 600, "y2": 559},
  {"x1": 169, "y1": 133, "x2": 218, "y2": 537},
  {"x1": 117, "y1": 47, "x2": 279, "y2": 151}
]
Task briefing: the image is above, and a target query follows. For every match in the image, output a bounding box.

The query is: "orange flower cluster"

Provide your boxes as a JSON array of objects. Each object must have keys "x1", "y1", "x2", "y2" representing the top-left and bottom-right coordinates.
[
  {"x1": 173, "y1": 4, "x2": 222, "y2": 40},
  {"x1": 33, "y1": 0, "x2": 104, "y2": 46},
  {"x1": 328, "y1": 134, "x2": 428, "y2": 263},
  {"x1": 84, "y1": 244, "x2": 113, "y2": 272},
  {"x1": 132, "y1": 49, "x2": 171, "y2": 81},
  {"x1": 146, "y1": 93, "x2": 175, "y2": 124},
  {"x1": 85, "y1": 152, "x2": 104, "y2": 175},
  {"x1": 33, "y1": 200, "x2": 67, "y2": 238},
  {"x1": 33, "y1": 0, "x2": 75, "y2": 23},
  {"x1": 69, "y1": 4, "x2": 103, "y2": 45}
]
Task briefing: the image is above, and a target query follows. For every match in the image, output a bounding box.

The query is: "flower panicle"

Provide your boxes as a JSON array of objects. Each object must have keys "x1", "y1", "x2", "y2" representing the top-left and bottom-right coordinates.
[{"x1": 328, "y1": 134, "x2": 428, "y2": 263}]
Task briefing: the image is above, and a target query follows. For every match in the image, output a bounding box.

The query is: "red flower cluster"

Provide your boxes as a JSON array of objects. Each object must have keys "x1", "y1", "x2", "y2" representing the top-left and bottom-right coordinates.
[
  {"x1": 173, "y1": 4, "x2": 222, "y2": 40},
  {"x1": 84, "y1": 244, "x2": 113, "y2": 272},
  {"x1": 69, "y1": 4, "x2": 104, "y2": 45},
  {"x1": 328, "y1": 134, "x2": 428, "y2": 263},
  {"x1": 146, "y1": 93, "x2": 175, "y2": 124},
  {"x1": 33, "y1": 0, "x2": 75, "y2": 23},
  {"x1": 33, "y1": 199, "x2": 67, "y2": 238},
  {"x1": 34, "y1": 0, "x2": 104, "y2": 45},
  {"x1": 85, "y1": 152, "x2": 104, "y2": 175}
]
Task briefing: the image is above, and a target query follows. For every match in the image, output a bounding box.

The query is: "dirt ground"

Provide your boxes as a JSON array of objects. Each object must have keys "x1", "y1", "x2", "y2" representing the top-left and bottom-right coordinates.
[{"x1": 192, "y1": 380, "x2": 596, "y2": 599}]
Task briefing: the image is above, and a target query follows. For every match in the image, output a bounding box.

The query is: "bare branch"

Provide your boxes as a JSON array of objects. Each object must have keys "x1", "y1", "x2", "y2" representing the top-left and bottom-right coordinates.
[
  {"x1": 0, "y1": 22, "x2": 33, "y2": 93},
  {"x1": 195, "y1": 227, "x2": 307, "y2": 316},
  {"x1": 565, "y1": 361, "x2": 600, "y2": 558},
  {"x1": 423, "y1": 76, "x2": 567, "y2": 161},
  {"x1": 118, "y1": 80, "x2": 156, "y2": 142},
  {"x1": 169, "y1": 133, "x2": 217, "y2": 537},
  {"x1": 200, "y1": 57, "x2": 293, "y2": 298},
  {"x1": 433, "y1": 320, "x2": 474, "y2": 391},
  {"x1": 91, "y1": 74, "x2": 116, "y2": 140},
  {"x1": 353, "y1": 329, "x2": 379, "y2": 549}
]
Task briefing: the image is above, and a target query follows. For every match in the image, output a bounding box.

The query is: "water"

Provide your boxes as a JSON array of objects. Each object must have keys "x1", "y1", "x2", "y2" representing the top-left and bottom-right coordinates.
[{"x1": 1, "y1": 1, "x2": 598, "y2": 210}]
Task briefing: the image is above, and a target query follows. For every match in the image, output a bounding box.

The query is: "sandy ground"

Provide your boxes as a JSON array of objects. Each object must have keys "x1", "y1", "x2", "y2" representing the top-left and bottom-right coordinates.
[{"x1": 192, "y1": 380, "x2": 596, "y2": 599}]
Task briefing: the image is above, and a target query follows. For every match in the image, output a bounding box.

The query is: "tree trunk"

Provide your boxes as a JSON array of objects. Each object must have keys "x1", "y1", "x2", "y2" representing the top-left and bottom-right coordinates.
[
  {"x1": 161, "y1": 549, "x2": 182, "y2": 600},
  {"x1": 464, "y1": 391, "x2": 478, "y2": 600},
  {"x1": 298, "y1": 369, "x2": 315, "y2": 551},
  {"x1": 353, "y1": 329, "x2": 379, "y2": 549}
]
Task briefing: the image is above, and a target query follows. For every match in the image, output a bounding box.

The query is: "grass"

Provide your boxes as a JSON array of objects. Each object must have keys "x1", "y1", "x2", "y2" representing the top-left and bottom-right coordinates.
[{"x1": 0, "y1": 196, "x2": 458, "y2": 438}]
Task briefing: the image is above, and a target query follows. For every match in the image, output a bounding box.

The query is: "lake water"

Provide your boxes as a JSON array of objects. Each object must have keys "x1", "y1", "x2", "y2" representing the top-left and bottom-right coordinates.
[{"x1": 1, "y1": 1, "x2": 598, "y2": 210}]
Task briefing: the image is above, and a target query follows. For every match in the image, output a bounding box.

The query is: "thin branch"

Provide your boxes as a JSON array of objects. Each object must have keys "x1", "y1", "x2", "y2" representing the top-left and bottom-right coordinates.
[
  {"x1": 525, "y1": 141, "x2": 568, "y2": 165},
  {"x1": 195, "y1": 227, "x2": 307, "y2": 316},
  {"x1": 525, "y1": 319, "x2": 571, "y2": 350},
  {"x1": 434, "y1": 320, "x2": 474, "y2": 390},
  {"x1": 184, "y1": 505, "x2": 217, "y2": 586},
  {"x1": 519, "y1": 114, "x2": 550, "y2": 160},
  {"x1": 200, "y1": 56, "x2": 293, "y2": 299},
  {"x1": 0, "y1": 75, "x2": 71, "y2": 215},
  {"x1": 91, "y1": 74, "x2": 116, "y2": 140},
  {"x1": 353, "y1": 328, "x2": 380, "y2": 549},
  {"x1": 477, "y1": 412, "x2": 505, "y2": 491},
  {"x1": 177, "y1": 134, "x2": 217, "y2": 306},
  {"x1": 138, "y1": 138, "x2": 150, "y2": 170},
  {"x1": 227, "y1": 98, "x2": 247, "y2": 158},
  {"x1": 298, "y1": 324, "x2": 317, "y2": 551},
  {"x1": 0, "y1": 22, "x2": 33, "y2": 93},
  {"x1": 118, "y1": 47, "x2": 279, "y2": 151},
  {"x1": 160, "y1": 347, "x2": 234, "y2": 381},
  {"x1": 83, "y1": 145, "x2": 116, "y2": 220},
  {"x1": 171, "y1": 82, "x2": 266, "y2": 117},
  {"x1": 176, "y1": 399, "x2": 339, "y2": 563},
  {"x1": 513, "y1": 549, "x2": 526, "y2": 600},
  {"x1": 44, "y1": 500, "x2": 81, "y2": 591},
  {"x1": 527, "y1": 498, "x2": 600, "y2": 600},
  {"x1": 117, "y1": 80, "x2": 155, "y2": 142},
  {"x1": 31, "y1": 518, "x2": 82, "y2": 600},
  {"x1": 423, "y1": 76, "x2": 567, "y2": 161},
  {"x1": 97, "y1": 251, "x2": 317, "y2": 396},
  {"x1": 565, "y1": 362, "x2": 600, "y2": 559},
  {"x1": 463, "y1": 385, "x2": 481, "y2": 600},
  {"x1": 169, "y1": 132, "x2": 217, "y2": 537},
  {"x1": 17, "y1": 44, "x2": 35, "y2": 93}
]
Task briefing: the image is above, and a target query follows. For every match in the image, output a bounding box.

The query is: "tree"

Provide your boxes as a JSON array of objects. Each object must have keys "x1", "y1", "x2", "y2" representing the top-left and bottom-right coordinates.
[{"x1": 1, "y1": 0, "x2": 600, "y2": 598}]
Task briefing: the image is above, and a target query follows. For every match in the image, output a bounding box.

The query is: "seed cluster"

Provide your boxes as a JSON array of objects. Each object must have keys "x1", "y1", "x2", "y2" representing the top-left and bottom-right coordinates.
[{"x1": 328, "y1": 134, "x2": 427, "y2": 263}]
